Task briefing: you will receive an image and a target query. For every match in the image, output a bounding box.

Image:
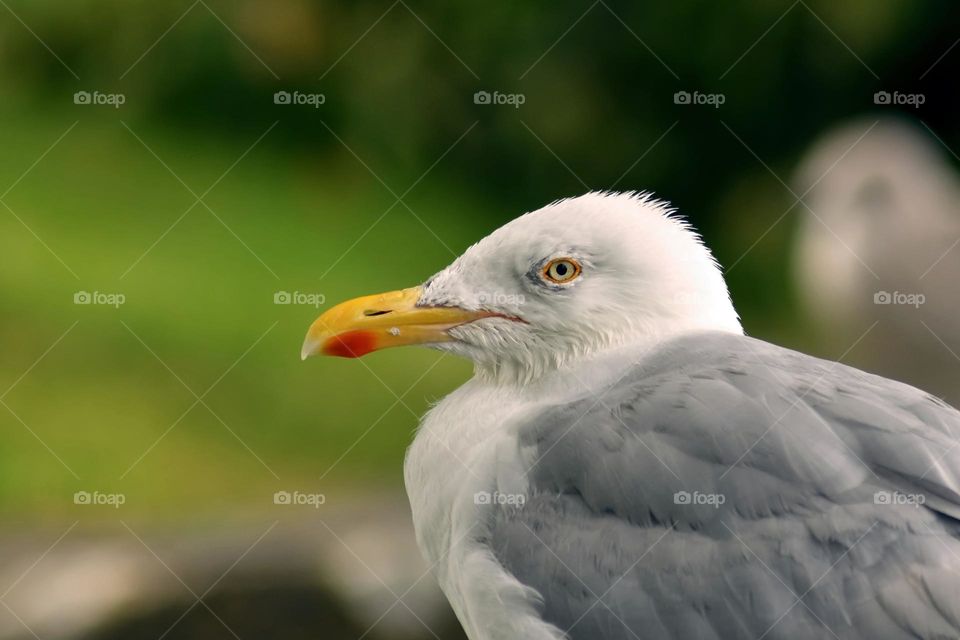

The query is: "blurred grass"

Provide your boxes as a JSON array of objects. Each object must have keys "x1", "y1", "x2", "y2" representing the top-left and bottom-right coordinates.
[{"x1": 0, "y1": 103, "x2": 478, "y2": 521}]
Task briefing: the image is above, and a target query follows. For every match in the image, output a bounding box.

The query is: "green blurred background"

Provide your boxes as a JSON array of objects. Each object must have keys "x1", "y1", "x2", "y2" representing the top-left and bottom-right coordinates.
[{"x1": 1, "y1": 1, "x2": 958, "y2": 638}]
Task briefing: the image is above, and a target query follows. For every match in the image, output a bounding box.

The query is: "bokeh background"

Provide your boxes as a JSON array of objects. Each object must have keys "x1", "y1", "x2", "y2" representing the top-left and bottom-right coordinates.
[{"x1": 2, "y1": 1, "x2": 959, "y2": 638}]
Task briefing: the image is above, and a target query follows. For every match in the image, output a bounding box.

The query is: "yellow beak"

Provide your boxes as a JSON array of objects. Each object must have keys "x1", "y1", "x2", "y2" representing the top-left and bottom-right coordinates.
[{"x1": 301, "y1": 286, "x2": 494, "y2": 360}]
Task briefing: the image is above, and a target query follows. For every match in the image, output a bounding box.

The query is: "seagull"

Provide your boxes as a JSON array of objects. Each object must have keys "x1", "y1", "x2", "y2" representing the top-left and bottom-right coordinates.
[
  {"x1": 794, "y1": 117, "x2": 960, "y2": 406},
  {"x1": 302, "y1": 192, "x2": 960, "y2": 640}
]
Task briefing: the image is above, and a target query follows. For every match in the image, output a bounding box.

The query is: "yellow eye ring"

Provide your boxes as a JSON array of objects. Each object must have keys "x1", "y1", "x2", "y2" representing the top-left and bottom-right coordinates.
[{"x1": 542, "y1": 258, "x2": 582, "y2": 284}]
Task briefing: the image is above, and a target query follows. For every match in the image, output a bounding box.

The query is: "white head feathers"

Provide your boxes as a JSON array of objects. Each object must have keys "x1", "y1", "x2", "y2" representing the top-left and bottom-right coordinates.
[{"x1": 419, "y1": 192, "x2": 742, "y2": 384}]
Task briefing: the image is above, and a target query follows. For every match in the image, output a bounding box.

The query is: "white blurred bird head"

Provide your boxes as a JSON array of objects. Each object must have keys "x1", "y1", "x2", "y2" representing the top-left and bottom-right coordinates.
[
  {"x1": 794, "y1": 118, "x2": 960, "y2": 327},
  {"x1": 303, "y1": 192, "x2": 741, "y2": 384}
]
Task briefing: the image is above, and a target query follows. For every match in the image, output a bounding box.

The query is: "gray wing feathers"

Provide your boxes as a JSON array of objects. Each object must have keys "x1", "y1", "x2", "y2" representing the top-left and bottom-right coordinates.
[{"x1": 490, "y1": 332, "x2": 960, "y2": 640}]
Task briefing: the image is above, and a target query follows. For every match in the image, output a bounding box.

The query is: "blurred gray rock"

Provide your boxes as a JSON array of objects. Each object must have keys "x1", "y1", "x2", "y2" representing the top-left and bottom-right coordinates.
[{"x1": 0, "y1": 494, "x2": 463, "y2": 640}]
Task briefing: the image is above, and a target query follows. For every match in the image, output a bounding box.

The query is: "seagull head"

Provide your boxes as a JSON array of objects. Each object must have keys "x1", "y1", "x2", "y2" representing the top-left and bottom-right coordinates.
[{"x1": 302, "y1": 192, "x2": 741, "y2": 383}]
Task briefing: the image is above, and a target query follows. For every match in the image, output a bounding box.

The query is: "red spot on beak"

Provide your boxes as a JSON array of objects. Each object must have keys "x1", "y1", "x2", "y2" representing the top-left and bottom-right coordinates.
[{"x1": 322, "y1": 330, "x2": 378, "y2": 358}]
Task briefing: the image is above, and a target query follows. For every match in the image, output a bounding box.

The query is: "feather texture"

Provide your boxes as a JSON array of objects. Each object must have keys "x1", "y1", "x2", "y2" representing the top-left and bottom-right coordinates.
[{"x1": 488, "y1": 331, "x2": 960, "y2": 639}]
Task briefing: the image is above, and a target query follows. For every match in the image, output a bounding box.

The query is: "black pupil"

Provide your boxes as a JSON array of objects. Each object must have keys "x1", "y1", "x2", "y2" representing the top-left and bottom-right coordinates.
[{"x1": 555, "y1": 263, "x2": 568, "y2": 276}]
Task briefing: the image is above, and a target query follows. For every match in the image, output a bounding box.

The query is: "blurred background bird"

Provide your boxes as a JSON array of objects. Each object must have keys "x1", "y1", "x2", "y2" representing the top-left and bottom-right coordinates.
[{"x1": 793, "y1": 117, "x2": 960, "y2": 406}]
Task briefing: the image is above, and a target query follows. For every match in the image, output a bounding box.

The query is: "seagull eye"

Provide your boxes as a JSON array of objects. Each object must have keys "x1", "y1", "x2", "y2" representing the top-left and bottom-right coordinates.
[{"x1": 542, "y1": 258, "x2": 582, "y2": 284}]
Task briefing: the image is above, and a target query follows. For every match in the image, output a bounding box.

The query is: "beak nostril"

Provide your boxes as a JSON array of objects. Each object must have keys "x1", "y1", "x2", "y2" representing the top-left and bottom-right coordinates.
[{"x1": 363, "y1": 309, "x2": 392, "y2": 317}]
